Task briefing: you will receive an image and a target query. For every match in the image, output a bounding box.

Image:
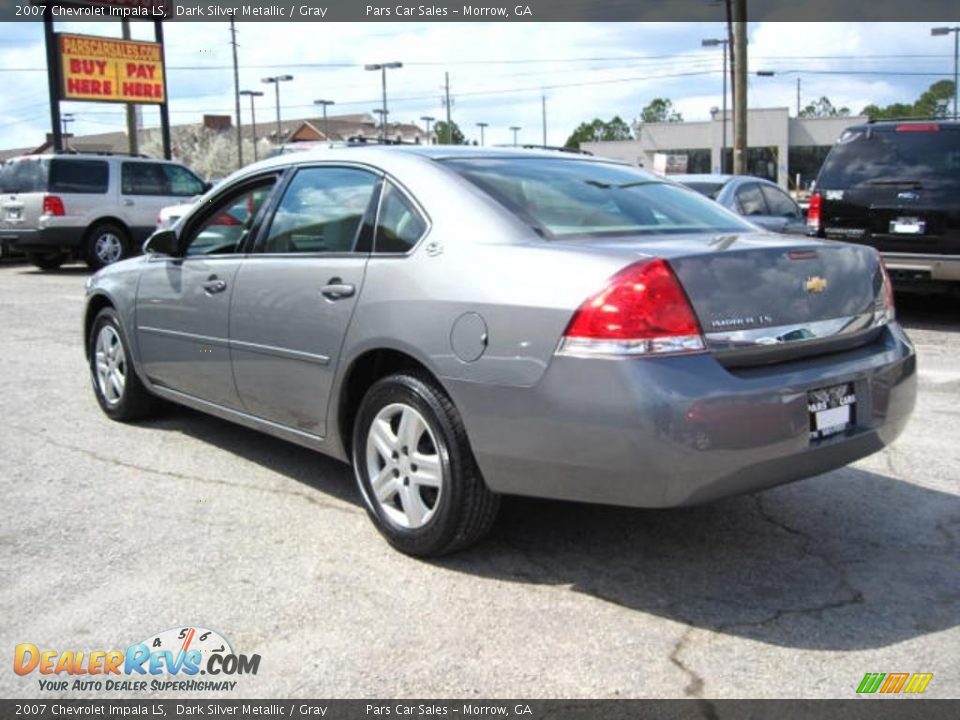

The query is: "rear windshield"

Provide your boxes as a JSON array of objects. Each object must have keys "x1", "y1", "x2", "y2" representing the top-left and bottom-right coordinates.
[
  {"x1": 441, "y1": 158, "x2": 754, "y2": 238},
  {"x1": 680, "y1": 181, "x2": 725, "y2": 199},
  {"x1": 0, "y1": 157, "x2": 47, "y2": 193},
  {"x1": 818, "y1": 126, "x2": 960, "y2": 189}
]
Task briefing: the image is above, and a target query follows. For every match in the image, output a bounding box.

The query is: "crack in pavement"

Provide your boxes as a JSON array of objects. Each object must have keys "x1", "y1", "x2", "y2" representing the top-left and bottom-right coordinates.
[
  {"x1": 6, "y1": 423, "x2": 360, "y2": 515},
  {"x1": 668, "y1": 626, "x2": 706, "y2": 697}
]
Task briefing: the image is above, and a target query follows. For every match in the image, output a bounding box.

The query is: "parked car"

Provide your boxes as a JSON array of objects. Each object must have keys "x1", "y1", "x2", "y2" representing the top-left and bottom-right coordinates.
[
  {"x1": 84, "y1": 147, "x2": 916, "y2": 556},
  {"x1": 0, "y1": 153, "x2": 208, "y2": 271},
  {"x1": 809, "y1": 119, "x2": 960, "y2": 291},
  {"x1": 673, "y1": 174, "x2": 808, "y2": 235}
]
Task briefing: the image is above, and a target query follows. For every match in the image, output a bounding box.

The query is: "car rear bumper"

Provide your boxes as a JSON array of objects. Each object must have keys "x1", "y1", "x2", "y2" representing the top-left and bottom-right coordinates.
[
  {"x1": 0, "y1": 226, "x2": 81, "y2": 253},
  {"x1": 448, "y1": 323, "x2": 916, "y2": 508},
  {"x1": 882, "y1": 252, "x2": 960, "y2": 282}
]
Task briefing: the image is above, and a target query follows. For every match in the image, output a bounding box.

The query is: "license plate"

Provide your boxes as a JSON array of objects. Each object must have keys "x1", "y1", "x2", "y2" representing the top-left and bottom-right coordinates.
[
  {"x1": 5, "y1": 208, "x2": 21, "y2": 220},
  {"x1": 808, "y1": 383, "x2": 856, "y2": 441},
  {"x1": 889, "y1": 217, "x2": 925, "y2": 235}
]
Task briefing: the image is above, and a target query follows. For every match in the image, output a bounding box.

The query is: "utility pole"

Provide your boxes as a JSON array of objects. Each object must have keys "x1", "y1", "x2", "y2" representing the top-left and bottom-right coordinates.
[
  {"x1": 444, "y1": 72, "x2": 452, "y2": 144},
  {"x1": 541, "y1": 94, "x2": 547, "y2": 146},
  {"x1": 732, "y1": 1, "x2": 747, "y2": 175},
  {"x1": 122, "y1": 21, "x2": 138, "y2": 156},
  {"x1": 230, "y1": 20, "x2": 243, "y2": 168}
]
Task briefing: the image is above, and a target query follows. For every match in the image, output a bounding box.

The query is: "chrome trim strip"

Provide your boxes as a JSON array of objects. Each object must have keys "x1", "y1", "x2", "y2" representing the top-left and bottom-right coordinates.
[
  {"x1": 138, "y1": 325, "x2": 229, "y2": 348},
  {"x1": 229, "y1": 338, "x2": 330, "y2": 365},
  {"x1": 138, "y1": 326, "x2": 329, "y2": 365},
  {"x1": 704, "y1": 311, "x2": 882, "y2": 351}
]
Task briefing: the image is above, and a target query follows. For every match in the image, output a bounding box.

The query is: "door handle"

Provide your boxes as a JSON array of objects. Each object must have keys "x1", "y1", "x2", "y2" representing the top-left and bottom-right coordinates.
[
  {"x1": 122, "y1": 199, "x2": 134, "y2": 206},
  {"x1": 202, "y1": 278, "x2": 227, "y2": 295},
  {"x1": 320, "y1": 280, "x2": 355, "y2": 300}
]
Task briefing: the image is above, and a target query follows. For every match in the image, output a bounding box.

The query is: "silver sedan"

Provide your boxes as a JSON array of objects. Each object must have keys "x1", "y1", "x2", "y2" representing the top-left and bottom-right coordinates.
[{"x1": 84, "y1": 147, "x2": 916, "y2": 556}]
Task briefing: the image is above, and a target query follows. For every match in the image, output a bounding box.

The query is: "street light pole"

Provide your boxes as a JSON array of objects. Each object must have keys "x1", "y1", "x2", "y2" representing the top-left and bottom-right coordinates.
[
  {"x1": 240, "y1": 90, "x2": 263, "y2": 161},
  {"x1": 262, "y1": 75, "x2": 293, "y2": 144},
  {"x1": 365, "y1": 62, "x2": 403, "y2": 142},
  {"x1": 420, "y1": 116, "x2": 435, "y2": 143},
  {"x1": 61, "y1": 113, "x2": 74, "y2": 138},
  {"x1": 476, "y1": 122, "x2": 488, "y2": 146},
  {"x1": 510, "y1": 126, "x2": 521, "y2": 147},
  {"x1": 314, "y1": 99, "x2": 335, "y2": 139},
  {"x1": 702, "y1": 38, "x2": 729, "y2": 173},
  {"x1": 931, "y1": 26, "x2": 960, "y2": 120}
]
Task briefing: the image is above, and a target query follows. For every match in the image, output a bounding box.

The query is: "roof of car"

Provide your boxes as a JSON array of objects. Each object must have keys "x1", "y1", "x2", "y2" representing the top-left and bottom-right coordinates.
[{"x1": 672, "y1": 174, "x2": 734, "y2": 183}]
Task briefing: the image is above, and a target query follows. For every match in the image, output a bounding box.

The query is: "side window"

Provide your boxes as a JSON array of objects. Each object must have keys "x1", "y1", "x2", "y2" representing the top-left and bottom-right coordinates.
[
  {"x1": 760, "y1": 184, "x2": 800, "y2": 217},
  {"x1": 263, "y1": 167, "x2": 378, "y2": 254},
  {"x1": 736, "y1": 183, "x2": 768, "y2": 216},
  {"x1": 49, "y1": 159, "x2": 108, "y2": 193},
  {"x1": 184, "y1": 181, "x2": 276, "y2": 257},
  {"x1": 374, "y1": 183, "x2": 427, "y2": 253},
  {"x1": 122, "y1": 162, "x2": 169, "y2": 196},
  {"x1": 164, "y1": 165, "x2": 205, "y2": 197}
]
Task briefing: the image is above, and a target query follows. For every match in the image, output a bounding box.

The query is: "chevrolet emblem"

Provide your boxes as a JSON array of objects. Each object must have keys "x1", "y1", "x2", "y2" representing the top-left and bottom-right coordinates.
[{"x1": 805, "y1": 276, "x2": 828, "y2": 293}]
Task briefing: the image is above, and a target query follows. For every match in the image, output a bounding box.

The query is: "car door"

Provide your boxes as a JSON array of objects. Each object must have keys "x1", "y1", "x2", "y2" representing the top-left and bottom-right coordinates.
[
  {"x1": 228, "y1": 165, "x2": 381, "y2": 437},
  {"x1": 135, "y1": 175, "x2": 280, "y2": 407},
  {"x1": 759, "y1": 182, "x2": 807, "y2": 235}
]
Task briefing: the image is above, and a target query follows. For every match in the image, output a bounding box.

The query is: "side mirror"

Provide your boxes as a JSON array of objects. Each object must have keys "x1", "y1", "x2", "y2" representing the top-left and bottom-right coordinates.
[
  {"x1": 203, "y1": 181, "x2": 214, "y2": 193},
  {"x1": 143, "y1": 229, "x2": 179, "y2": 256}
]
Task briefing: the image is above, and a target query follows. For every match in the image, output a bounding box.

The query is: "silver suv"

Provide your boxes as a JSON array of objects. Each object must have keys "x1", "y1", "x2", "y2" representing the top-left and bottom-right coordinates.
[{"x1": 0, "y1": 153, "x2": 208, "y2": 270}]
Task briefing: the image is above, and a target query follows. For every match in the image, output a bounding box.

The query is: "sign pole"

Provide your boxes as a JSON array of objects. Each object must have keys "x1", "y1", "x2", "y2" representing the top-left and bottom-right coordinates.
[
  {"x1": 154, "y1": 19, "x2": 171, "y2": 160},
  {"x1": 121, "y1": 20, "x2": 139, "y2": 156},
  {"x1": 43, "y1": 14, "x2": 63, "y2": 153}
]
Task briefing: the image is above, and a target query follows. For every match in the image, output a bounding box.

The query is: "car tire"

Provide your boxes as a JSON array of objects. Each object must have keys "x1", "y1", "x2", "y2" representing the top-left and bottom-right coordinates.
[
  {"x1": 84, "y1": 221, "x2": 129, "y2": 271},
  {"x1": 28, "y1": 251, "x2": 68, "y2": 271},
  {"x1": 352, "y1": 372, "x2": 500, "y2": 557},
  {"x1": 89, "y1": 307, "x2": 157, "y2": 422}
]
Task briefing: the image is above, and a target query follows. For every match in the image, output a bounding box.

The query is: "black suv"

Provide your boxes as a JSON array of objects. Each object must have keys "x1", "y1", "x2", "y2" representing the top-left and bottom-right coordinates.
[{"x1": 809, "y1": 120, "x2": 960, "y2": 291}]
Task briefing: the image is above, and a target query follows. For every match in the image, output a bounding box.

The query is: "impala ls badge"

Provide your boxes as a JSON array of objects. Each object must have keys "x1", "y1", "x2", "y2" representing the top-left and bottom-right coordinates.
[{"x1": 805, "y1": 276, "x2": 828, "y2": 293}]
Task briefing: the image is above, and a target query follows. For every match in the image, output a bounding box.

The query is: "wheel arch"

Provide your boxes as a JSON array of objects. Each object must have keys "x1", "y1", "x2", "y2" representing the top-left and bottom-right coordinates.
[
  {"x1": 83, "y1": 292, "x2": 116, "y2": 359},
  {"x1": 84, "y1": 216, "x2": 132, "y2": 244},
  {"x1": 335, "y1": 347, "x2": 450, "y2": 460}
]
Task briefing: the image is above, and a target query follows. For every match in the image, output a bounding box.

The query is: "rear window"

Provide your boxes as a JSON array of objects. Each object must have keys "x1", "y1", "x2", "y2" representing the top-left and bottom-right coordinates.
[
  {"x1": 49, "y1": 159, "x2": 108, "y2": 194},
  {"x1": 818, "y1": 126, "x2": 960, "y2": 189},
  {"x1": 442, "y1": 158, "x2": 753, "y2": 238},
  {"x1": 1, "y1": 158, "x2": 47, "y2": 193},
  {"x1": 681, "y1": 181, "x2": 725, "y2": 199}
]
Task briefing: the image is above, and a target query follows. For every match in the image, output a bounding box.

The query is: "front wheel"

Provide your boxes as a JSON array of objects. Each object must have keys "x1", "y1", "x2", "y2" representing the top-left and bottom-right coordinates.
[
  {"x1": 352, "y1": 372, "x2": 500, "y2": 557},
  {"x1": 89, "y1": 307, "x2": 157, "y2": 421}
]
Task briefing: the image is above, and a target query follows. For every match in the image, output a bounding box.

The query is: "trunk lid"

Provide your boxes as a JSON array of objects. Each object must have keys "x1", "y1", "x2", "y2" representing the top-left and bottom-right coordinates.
[{"x1": 559, "y1": 232, "x2": 887, "y2": 366}]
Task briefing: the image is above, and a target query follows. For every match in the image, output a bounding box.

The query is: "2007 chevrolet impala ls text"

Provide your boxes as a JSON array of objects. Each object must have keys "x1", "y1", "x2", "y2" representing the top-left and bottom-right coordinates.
[{"x1": 83, "y1": 146, "x2": 916, "y2": 556}]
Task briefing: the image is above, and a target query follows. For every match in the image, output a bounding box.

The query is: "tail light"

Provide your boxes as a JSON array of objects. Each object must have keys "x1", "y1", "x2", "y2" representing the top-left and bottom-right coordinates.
[
  {"x1": 895, "y1": 123, "x2": 939, "y2": 133},
  {"x1": 557, "y1": 258, "x2": 705, "y2": 357},
  {"x1": 876, "y1": 257, "x2": 896, "y2": 324},
  {"x1": 806, "y1": 192, "x2": 821, "y2": 232},
  {"x1": 42, "y1": 195, "x2": 65, "y2": 216}
]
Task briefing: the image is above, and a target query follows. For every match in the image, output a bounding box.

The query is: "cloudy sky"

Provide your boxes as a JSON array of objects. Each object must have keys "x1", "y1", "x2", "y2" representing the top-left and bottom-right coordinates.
[{"x1": 0, "y1": 21, "x2": 955, "y2": 151}]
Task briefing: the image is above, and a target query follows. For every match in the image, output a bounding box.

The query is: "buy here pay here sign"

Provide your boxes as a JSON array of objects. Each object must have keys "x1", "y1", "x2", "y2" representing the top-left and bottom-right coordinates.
[{"x1": 59, "y1": 33, "x2": 165, "y2": 104}]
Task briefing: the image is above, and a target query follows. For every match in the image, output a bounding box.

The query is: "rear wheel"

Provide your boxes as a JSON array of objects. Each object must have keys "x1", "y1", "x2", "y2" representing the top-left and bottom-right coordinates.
[
  {"x1": 352, "y1": 372, "x2": 500, "y2": 557},
  {"x1": 89, "y1": 307, "x2": 157, "y2": 421},
  {"x1": 28, "y1": 251, "x2": 68, "y2": 270},
  {"x1": 84, "y1": 222, "x2": 129, "y2": 271}
]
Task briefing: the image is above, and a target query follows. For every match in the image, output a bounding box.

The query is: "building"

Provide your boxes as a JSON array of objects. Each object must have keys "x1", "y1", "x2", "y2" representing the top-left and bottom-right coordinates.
[
  {"x1": 0, "y1": 112, "x2": 435, "y2": 161},
  {"x1": 582, "y1": 107, "x2": 865, "y2": 191}
]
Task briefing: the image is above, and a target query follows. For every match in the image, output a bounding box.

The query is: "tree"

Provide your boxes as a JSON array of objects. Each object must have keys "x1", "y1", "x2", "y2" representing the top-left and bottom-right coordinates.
[
  {"x1": 433, "y1": 120, "x2": 465, "y2": 145},
  {"x1": 798, "y1": 96, "x2": 850, "y2": 118},
  {"x1": 564, "y1": 116, "x2": 633, "y2": 149},
  {"x1": 861, "y1": 80, "x2": 956, "y2": 120},
  {"x1": 639, "y1": 98, "x2": 683, "y2": 124}
]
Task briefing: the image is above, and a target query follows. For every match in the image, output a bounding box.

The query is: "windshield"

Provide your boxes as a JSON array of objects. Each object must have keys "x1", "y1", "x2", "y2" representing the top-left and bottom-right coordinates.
[
  {"x1": 441, "y1": 158, "x2": 754, "y2": 238},
  {"x1": 818, "y1": 127, "x2": 960, "y2": 189},
  {"x1": 0, "y1": 157, "x2": 47, "y2": 194}
]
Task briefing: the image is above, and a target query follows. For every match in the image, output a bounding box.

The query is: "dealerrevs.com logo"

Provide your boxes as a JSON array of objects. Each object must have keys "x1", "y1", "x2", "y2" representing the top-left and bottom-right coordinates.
[{"x1": 14, "y1": 626, "x2": 260, "y2": 692}]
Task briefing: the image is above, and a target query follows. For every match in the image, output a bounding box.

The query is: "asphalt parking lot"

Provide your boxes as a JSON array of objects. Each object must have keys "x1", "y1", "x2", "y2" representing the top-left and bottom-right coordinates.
[{"x1": 0, "y1": 260, "x2": 957, "y2": 699}]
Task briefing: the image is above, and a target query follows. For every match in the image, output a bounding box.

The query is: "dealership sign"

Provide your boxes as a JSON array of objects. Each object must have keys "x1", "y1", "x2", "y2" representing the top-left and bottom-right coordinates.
[{"x1": 58, "y1": 33, "x2": 165, "y2": 104}]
